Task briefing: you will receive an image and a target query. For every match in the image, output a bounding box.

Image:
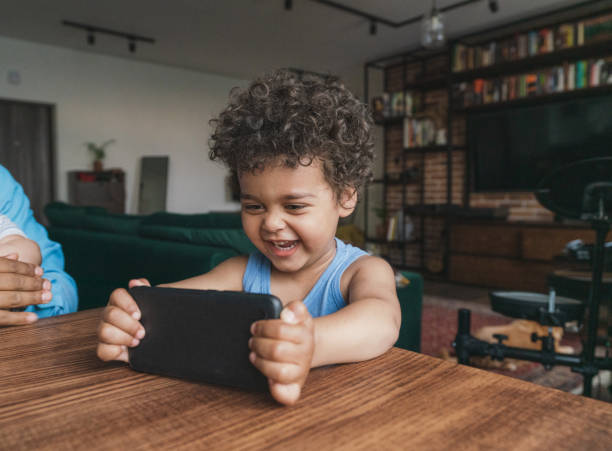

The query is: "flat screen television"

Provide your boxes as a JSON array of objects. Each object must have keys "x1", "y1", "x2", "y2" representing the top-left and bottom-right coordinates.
[{"x1": 468, "y1": 93, "x2": 612, "y2": 192}]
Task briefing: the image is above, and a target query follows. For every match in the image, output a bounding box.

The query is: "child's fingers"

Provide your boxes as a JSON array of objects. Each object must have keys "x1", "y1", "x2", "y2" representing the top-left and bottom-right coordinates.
[
  {"x1": 251, "y1": 320, "x2": 308, "y2": 344},
  {"x1": 97, "y1": 322, "x2": 141, "y2": 349},
  {"x1": 96, "y1": 343, "x2": 129, "y2": 363},
  {"x1": 249, "y1": 352, "x2": 303, "y2": 384},
  {"x1": 101, "y1": 306, "x2": 145, "y2": 341},
  {"x1": 268, "y1": 380, "x2": 302, "y2": 406},
  {"x1": 249, "y1": 336, "x2": 302, "y2": 365},
  {"x1": 108, "y1": 288, "x2": 141, "y2": 320}
]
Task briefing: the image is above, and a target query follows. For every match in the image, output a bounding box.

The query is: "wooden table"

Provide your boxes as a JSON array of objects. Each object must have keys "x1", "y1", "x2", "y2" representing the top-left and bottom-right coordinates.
[{"x1": 1, "y1": 309, "x2": 611, "y2": 450}]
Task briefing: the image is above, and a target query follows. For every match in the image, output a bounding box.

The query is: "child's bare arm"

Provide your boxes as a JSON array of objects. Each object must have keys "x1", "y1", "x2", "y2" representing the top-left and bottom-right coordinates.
[
  {"x1": 0, "y1": 234, "x2": 42, "y2": 266},
  {"x1": 248, "y1": 256, "x2": 400, "y2": 406},
  {"x1": 311, "y1": 256, "x2": 401, "y2": 367}
]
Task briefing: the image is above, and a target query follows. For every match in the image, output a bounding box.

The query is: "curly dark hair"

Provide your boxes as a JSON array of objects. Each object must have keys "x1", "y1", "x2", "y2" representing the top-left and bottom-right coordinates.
[{"x1": 208, "y1": 69, "x2": 374, "y2": 199}]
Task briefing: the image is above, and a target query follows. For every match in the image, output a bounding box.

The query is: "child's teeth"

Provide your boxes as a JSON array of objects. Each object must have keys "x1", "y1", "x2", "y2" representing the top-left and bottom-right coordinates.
[{"x1": 274, "y1": 241, "x2": 295, "y2": 249}]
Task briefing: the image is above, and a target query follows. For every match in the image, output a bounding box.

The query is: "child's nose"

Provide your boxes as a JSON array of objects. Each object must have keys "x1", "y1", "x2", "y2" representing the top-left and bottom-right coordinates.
[{"x1": 262, "y1": 211, "x2": 285, "y2": 232}]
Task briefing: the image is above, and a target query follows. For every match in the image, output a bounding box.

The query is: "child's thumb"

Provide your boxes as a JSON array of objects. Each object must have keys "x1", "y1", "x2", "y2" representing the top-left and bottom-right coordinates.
[
  {"x1": 280, "y1": 301, "x2": 309, "y2": 324},
  {"x1": 2, "y1": 253, "x2": 19, "y2": 260}
]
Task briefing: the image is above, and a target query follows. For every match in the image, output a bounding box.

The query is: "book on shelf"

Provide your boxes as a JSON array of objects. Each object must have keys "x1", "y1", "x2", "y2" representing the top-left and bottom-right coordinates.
[
  {"x1": 566, "y1": 62, "x2": 576, "y2": 90},
  {"x1": 386, "y1": 215, "x2": 397, "y2": 242},
  {"x1": 576, "y1": 21, "x2": 585, "y2": 46},
  {"x1": 576, "y1": 60, "x2": 587, "y2": 88},
  {"x1": 556, "y1": 23, "x2": 575, "y2": 49},
  {"x1": 517, "y1": 33, "x2": 528, "y2": 59},
  {"x1": 538, "y1": 28, "x2": 554, "y2": 53},
  {"x1": 526, "y1": 73, "x2": 538, "y2": 96},
  {"x1": 528, "y1": 30, "x2": 539, "y2": 56}
]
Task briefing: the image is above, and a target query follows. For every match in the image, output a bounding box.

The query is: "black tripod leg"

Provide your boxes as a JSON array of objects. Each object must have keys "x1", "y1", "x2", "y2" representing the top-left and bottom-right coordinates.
[
  {"x1": 455, "y1": 309, "x2": 472, "y2": 365},
  {"x1": 582, "y1": 222, "x2": 609, "y2": 397}
]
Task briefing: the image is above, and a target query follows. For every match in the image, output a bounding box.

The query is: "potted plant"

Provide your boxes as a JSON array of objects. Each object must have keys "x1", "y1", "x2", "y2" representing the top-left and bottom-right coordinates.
[{"x1": 85, "y1": 139, "x2": 115, "y2": 172}]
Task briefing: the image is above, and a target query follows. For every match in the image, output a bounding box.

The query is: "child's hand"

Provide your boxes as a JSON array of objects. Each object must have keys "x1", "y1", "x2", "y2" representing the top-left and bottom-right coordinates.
[
  {"x1": 96, "y1": 278, "x2": 149, "y2": 363},
  {"x1": 249, "y1": 300, "x2": 314, "y2": 406},
  {"x1": 0, "y1": 235, "x2": 42, "y2": 266}
]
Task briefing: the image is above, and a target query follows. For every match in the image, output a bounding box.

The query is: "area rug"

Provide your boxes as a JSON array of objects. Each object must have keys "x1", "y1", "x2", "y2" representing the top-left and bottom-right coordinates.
[{"x1": 420, "y1": 295, "x2": 584, "y2": 393}]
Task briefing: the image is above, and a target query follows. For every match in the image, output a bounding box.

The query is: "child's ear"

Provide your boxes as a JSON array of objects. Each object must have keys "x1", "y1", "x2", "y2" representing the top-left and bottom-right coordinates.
[{"x1": 339, "y1": 188, "x2": 358, "y2": 217}]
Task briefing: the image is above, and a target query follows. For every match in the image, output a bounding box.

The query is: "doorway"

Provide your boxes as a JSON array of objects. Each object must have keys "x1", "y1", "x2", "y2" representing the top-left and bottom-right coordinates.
[{"x1": 0, "y1": 98, "x2": 55, "y2": 224}]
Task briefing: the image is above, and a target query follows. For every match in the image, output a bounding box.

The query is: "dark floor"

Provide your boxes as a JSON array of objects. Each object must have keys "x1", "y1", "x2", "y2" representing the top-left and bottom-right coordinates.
[
  {"x1": 421, "y1": 278, "x2": 611, "y2": 403},
  {"x1": 423, "y1": 279, "x2": 490, "y2": 304}
]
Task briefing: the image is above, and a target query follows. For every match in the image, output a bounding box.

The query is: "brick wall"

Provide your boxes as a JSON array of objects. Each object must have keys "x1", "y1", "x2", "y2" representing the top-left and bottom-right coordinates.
[{"x1": 377, "y1": 60, "x2": 552, "y2": 269}]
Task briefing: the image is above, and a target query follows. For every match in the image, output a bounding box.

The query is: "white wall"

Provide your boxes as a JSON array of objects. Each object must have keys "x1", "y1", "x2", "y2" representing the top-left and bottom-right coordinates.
[{"x1": 0, "y1": 36, "x2": 245, "y2": 214}]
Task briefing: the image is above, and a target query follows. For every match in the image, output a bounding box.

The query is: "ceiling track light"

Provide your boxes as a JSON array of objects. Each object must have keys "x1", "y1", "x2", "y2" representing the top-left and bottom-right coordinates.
[
  {"x1": 62, "y1": 20, "x2": 155, "y2": 54},
  {"x1": 306, "y1": 0, "x2": 490, "y2": 38}
]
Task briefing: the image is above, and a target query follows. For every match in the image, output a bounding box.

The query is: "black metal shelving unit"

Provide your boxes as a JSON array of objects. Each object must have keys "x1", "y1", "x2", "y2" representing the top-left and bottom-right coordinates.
[
  {"x1": 364, "y1": 46, "x2": 455, "y2": 274},
  {"x1": 362, "y1": 0, "x2": 612, "y2": 277}
]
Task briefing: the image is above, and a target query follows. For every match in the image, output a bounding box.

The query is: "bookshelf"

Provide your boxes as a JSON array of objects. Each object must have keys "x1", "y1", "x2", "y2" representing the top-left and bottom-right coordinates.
[
  {"x1": 450, "y1": 6, "x2": 612, "y2": 110},
  {"x1": 364, "y1": 47, "x2": 456, "y2": 274},
  {"x1": 362, "y1": 0, "x2": 612, "y2": 279}
]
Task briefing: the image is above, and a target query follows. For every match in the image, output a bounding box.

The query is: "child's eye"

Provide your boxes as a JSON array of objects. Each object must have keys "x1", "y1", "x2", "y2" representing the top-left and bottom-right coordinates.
[
  {"x1": 285, "y1": 204, "x2": 306, "y2": 211},
  {"x1": 242, "y1": 204, "x2": 262, "y2": 212}
]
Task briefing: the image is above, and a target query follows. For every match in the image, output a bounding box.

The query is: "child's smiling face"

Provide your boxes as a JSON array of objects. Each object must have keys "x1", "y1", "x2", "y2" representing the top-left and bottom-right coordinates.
[{"x1": 239, "y1": 159, "x2": 356, "y2": 274}]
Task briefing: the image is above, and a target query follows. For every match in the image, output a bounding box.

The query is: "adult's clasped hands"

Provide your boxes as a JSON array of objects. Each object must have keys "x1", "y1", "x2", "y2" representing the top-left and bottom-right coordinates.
[{"x1": 0, "y1": 254, "x2": 52, "y2": 326}]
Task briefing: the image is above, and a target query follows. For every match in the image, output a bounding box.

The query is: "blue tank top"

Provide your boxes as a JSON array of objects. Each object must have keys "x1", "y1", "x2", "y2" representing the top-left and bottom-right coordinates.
[{"x1": 242, "y1": 238, "x2": 368, "y2": 317}]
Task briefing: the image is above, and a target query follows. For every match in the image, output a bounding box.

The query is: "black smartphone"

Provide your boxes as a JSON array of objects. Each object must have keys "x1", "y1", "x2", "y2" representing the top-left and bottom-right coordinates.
[{"x1": 127, "y1": 286, "x2": 283, "y2": 391}]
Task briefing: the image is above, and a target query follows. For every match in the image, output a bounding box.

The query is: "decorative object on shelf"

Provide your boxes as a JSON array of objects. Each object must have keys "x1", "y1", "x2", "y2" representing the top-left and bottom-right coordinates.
[
  {"x1": 85, "y1": 139, "x2": 115, "y2": 172},
  {"x1": 421, "y1": 0, "x2": 445, "y2": 49}
]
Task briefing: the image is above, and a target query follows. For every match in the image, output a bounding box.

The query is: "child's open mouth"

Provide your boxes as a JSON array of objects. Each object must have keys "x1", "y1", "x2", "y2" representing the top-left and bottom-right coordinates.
[{"x1": 267, "y1": 240, "x2": 299, "y2": 256}]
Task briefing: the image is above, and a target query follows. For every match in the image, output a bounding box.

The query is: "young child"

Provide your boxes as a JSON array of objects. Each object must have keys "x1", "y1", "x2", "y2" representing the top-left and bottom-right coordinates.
[
  {"x1": 0, "y1": 214, "x2": 42, "y2": 265},
  {"x1": 96, "y1": 69, "x2": 401, "y2": 405}
]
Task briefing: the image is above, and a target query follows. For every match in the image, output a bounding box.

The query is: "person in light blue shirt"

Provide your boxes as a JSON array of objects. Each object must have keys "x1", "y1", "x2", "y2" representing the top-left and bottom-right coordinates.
[{"x1": 0, "y1": 165, "x2": 77, "y2": 325}]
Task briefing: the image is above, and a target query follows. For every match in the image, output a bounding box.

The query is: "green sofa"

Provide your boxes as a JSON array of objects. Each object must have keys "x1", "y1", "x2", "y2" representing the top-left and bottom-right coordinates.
[
  {"x1": 45, "y1": 202, "x2": 423, "y2": 352},
  {"x1": 396, "y1": 272, "x2": 423, "y2": 353},
  {"x1": 45, "y1": 202, "x2": 254, "y2": 311}
]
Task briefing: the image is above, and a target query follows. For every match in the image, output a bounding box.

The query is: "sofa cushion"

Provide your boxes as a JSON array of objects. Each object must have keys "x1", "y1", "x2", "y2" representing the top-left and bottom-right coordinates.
[
  {"x1": 44, "y1": 202, "x2": 108, "y2": 228},
  {"x1": 139, "y1": 225, "x2": 256, "y2": 255},
  {"x1": 48, "y1": 227, "x2": 238, "y2": 310},
  {"x1": 142, "y1": 211, "x2": 242, "y2": 229},
  {"x1": 79, "y1": 214, "x2": 143, "y2": 235}
]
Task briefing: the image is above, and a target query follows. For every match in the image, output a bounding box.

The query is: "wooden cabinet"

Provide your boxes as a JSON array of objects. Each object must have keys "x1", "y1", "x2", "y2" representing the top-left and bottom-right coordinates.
[
  {"x1": 68, "y1": 170, "x2": 125, "y2": 214},
  {"x1": 449, "y1": 219, "x2": 603, "y2": 291}
]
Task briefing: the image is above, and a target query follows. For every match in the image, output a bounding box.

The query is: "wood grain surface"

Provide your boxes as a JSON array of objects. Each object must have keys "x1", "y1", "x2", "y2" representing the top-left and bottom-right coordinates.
[{"x1": 1, "y1": 308, "x2": 611, "y2": 450}]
